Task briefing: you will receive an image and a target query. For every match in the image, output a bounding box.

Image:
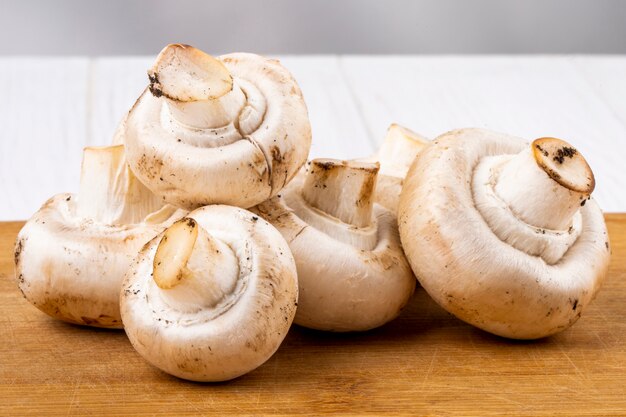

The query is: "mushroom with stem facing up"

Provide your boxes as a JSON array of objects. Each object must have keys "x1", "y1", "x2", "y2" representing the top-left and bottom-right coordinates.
[
  {"x1": 254, "y1": 158, "x2": 416, "y2": 332},
  {"x1": 119, "y1": 44, "x2": 312, "y2": 210},
  {"x1": 398, "y1": 128, "x2": 611, "y2": 339},
  {"x1": 120, "y1": 205, "x2": 298, "y2": 382},
  {"x1": 369, "y1": 124, "x2": 429, "y2": 214},
  {"x1": 15, "y1": 145, "x2": 186, "y2": 328}
]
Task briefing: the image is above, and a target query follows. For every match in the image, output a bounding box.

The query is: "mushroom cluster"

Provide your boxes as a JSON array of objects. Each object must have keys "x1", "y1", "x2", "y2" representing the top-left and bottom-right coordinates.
[
  {"x1": 15, "y1": 44, "x2": 311, "y2": 381},
  {"x1": 398, "y1": 129, "x2": 610, "y2": 339},
  {"x1": 14, "y1": 43, "x2": 612, "y2": 383}
]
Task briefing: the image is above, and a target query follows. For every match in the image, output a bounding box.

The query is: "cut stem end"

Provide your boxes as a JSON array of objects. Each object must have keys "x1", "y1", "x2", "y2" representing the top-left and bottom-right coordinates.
[
  {"x1": 494, "y1": 138, "x2": 595, "y2": 230},
  {"x1": 153, "y1": 217, "x2": 199, "y2": 289},
  {"x1": 77, "y1": 145, "x2": 163, "y2": 225},
  {"x1": 378, "y1": 124, "x2": 429, "y2": 174},
  {"x1": 302, "y1": 159, "x2": 380, "y2": 228},
  {"x1": 532, "y1": 137, "x2": 595, "y2": 194},
  {"x1": 148, "y1": 44, "x2": 233, "y2": 102},
  {"x1": 152, "y1": 217, "x2": 240, "y2": 311}
]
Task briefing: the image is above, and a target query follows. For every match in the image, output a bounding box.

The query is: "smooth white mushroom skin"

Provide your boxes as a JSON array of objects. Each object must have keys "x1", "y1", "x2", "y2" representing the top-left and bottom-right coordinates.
[
  {"x1": 370, "y1": 124, "x2": 429, "y2": 214},
  {"x1": 15, "y1": 146, "x2": 185, "y2": 328},
  {"x1": 398, "y1": 128, "x2": 610, "y2": 339},
  {"x1": 254, "y1": 159, "x2": 416, "y2": 332},
  {"x1": 120, "y1": 206, "x2": 298, "y2": 382},
  {"x1": 122, "y1": 44, "x2": 312, "y2": 209}
]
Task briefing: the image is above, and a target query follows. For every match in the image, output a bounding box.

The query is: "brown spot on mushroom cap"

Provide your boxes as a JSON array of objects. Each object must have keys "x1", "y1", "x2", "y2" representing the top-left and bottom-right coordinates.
[
  {"x1": 81, "y1": 314, "x2": 120, "y2": 327},
  {"x1": 36, "y1": 294, "x2": 121, "y2": 328},
  {"x1": 14, "y1": 236, "x2": 25, "y2": 267},
  {"x1": 136, "y1": 153, "x2": 165, "y2": 182},
  {"x1": 270, "y1": 146, "x2": 283, "y2": 164}
]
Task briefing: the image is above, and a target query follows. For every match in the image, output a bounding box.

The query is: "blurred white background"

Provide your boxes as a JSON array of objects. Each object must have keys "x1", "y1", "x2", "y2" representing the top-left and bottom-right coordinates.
[{"x1": 1, "y1": 0, "x2": 625, "y2": 55}]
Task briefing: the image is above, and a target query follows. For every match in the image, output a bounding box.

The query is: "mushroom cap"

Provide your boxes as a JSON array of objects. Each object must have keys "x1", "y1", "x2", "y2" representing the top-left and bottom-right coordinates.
[
  {"x1": 254, "y1": 176, "x2": 415, "y2": 332},
  {"x1": 123, "y1": 50, "x2": 312, "y2": 209},
  {"x1": 398, "y1": 128, "x2": 611, "y2": 339},
  {"x1": 120, "y1": 205, "x2": 298, "y2": 382},
  {"x1": 15, "y1": 194, "x2": 185, "y2": 328}
]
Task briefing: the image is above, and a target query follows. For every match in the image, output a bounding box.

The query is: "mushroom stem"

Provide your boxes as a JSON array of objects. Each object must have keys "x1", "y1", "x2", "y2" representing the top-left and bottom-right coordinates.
[
  {"x1": 301, "y1": 159, "x2": 380, "y2": 228},
  {"x1": 378, "y1": 124, "x2": 429, "y2": 176},
  {"x1": 148, "y1": 43, "x2": 245, "y2": 129},
  {"x1": 165, "y1": 88, "x2": 246, "y2": 130},
  {"x1": 76, "y1": 145, "x2": 163, "y2": 225},
  {"x1": 153, "y1": 218, "x2": 238, "y2": 311},
  {"x1": 494, "y1": 137, "x2": 595, "y2": 230}
]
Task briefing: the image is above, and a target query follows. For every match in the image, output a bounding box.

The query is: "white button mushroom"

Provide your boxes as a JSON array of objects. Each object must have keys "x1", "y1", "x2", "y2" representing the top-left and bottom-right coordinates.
[
  {"x1": 120, "y1": 205, "x2": 298, "y2": 382},
  {"x1": 120, "y1": 44, "x2": 312, "y2": 209},
  {"x1": 398, "y1": 128, "x2": 611, "y2": 339},
  {"x1": 254, "y1": 158, "x2": 416, "y2": 332},
  {"x1": 15, "y1": 145, "x2": 186, "y2": 328},
  {"x1": 370, "y1": 124, "x2": 429, "y2": 214}
]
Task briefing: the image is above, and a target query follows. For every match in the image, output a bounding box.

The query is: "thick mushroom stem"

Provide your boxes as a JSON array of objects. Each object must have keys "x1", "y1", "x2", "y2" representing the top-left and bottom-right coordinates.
[
  {"x1": 301, "y1": 159, "x2": 380, "y2": 228},
  {"x1": 494, "y1": 137, "x2": 595, "y2": 230},
  {"x1": 153, "y1": 218, "x2": 238, "y2": 312},
  {"x1": 378, "y1": 124, "x2": 429, "y2": 176},
  {"x1": 148, "y1": 43, "x2": 245, "y2": 129},
  {"x1": 165, "y1": 87, "x2": 246, "y2": 130},
  {"x1": 76, "y1": 145, "x2": 163, "y2": 225}
]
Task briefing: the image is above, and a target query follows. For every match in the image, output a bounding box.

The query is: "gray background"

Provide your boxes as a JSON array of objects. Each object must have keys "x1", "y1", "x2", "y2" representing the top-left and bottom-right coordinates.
[{"x1": 1, "y1": 0, "x2": 625, "y2": 55}]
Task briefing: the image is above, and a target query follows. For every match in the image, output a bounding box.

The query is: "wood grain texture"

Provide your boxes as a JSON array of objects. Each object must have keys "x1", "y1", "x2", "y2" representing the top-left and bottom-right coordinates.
[{"x1": 1, "y1": 215, "x2": 625, "y2": 416}]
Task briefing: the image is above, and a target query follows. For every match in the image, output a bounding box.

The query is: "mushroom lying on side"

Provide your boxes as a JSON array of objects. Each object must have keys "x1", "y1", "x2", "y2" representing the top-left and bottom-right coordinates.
[
  {"x1": 371, "y1": 124, "x2": 429, "y2": 214},
  {"x1": 254, "y1": 158, "x2": 415, "y2": 332},
  {"x1": 120, "y1": 205, "x2": 298, "y2": 382},
  {"x1": 120, "y1": 43, "x2": 312, "y2": 209},
  {"x1": 15, "y1": 145, "x2": 185, "y2": 328},
  {"x1": 399, "y1": 128, "x2": 611, "y2": 339}
]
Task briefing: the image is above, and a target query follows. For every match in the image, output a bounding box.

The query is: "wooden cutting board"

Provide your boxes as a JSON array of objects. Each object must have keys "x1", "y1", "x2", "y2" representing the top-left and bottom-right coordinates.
[{"x1": 1, "y1": 215, "x2": 625, "y2": 416}]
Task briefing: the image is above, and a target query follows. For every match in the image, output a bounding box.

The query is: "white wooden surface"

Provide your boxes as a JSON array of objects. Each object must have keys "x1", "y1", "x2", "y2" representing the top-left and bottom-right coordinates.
[{"x1": 0, "y1": 55, "x2": 625, "y2": 220}]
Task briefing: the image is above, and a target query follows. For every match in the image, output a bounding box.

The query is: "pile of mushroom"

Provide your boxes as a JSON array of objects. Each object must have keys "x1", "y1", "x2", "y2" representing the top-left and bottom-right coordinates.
[
  {"x1": 14, "y1": 43, "x2": 313, "y2": 381},
  {"x1": 254, "y1": 158, "x2": 415, "y2": 331},
  {"x1": 14, "y1": 41, "x2": 613, "y2": 383},
  {"x1": 15, "y1": 145, "x2": 185, "y2": 328},
  {"x1": 398, "y1": 128, "x2": 610, "y2": 339}
]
